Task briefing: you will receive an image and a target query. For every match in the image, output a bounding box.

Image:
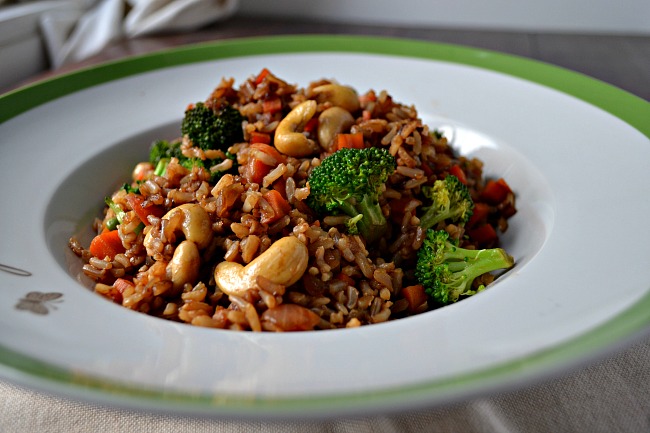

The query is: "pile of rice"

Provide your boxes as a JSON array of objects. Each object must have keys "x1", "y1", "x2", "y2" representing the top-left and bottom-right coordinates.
[{"x1": 69, "y1": 69, "x2": 516, "y2": 332}]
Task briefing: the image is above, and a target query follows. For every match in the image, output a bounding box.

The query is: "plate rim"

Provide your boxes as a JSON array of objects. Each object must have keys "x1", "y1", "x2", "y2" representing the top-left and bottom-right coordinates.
[
  {"x1": 2, "y1": 34, "x2": 650, "y2": 418},
  {"x1": 2, "y1": 35, "x2": 649, "y2": 136}
]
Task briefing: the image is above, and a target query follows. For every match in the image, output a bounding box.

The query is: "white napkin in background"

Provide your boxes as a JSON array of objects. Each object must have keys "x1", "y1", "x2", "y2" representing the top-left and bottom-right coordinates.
[
  {"x1": 124, "y1": 0, "x2": 238, "y2": 37},
  {"x1": 36, "y1": 0, "x2": 238, "y2": 68}
]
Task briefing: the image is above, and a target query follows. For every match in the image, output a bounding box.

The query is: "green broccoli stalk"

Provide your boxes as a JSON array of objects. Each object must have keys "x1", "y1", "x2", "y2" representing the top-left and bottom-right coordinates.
[
  {"x1": 307, "y1": 147, "x2": 396, "y2": 244},
  {"x1": 105, "y1": 196, "x2": 126, "y2": 224},
  {"x1": 181, "y1": 103, "x2": 244, "y2": 151},
  {"x1": 419, "y1": 174, "x2": 474, "y2": 230},
  {"x1": 104, "y1": 196, "x2": 144, "y2": 234},
  {"x1": 149, "y1": 139, "x2": 234, "y2": 181},
  {"x1": 415, "y1": 229, "x2": 513, "y2": 305}
]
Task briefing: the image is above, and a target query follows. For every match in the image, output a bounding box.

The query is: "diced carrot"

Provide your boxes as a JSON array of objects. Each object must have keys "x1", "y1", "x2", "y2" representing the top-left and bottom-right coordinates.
[
  {"x1": 254, "y1": 68, "x2": 271, "y2": 85},
  {"x1": 449, "y1": 165, "x2": 468, "y2": 185},
  {"x1": 125, "y1": 193, "x2": 164, "y2": 225},
  {"x1": 113, "y1": 278, "x2": 134, "y2": 294},
  {"x1": 250, "y1": 142, "x2": 287, "y2": 164},
  {"x1": 401, "y1": 284, "x2": 428, "y2": 313},
  {"x1": 337, "y1": 273, "x2": 356, "y2": 288},
  {"x1": 303, "y1": 117, "x2": 319, "y2": 133},
  {"x1": 467, "y1": 224, "x2": 498, "y2": 244},
  {"x1": 466, "y1": 202, "x2": 490, "y2": 229},
  {"x1": 89, "y1": 230, "x2": 125, "y2": 260},
  {"x1": 244, "y1": 157, "x2": 272, "y2": 185},
  {"x1": 335, "y1": 132, "x2": 365, "y2": 150},
  {"x1": 105, "y1": 278, "x2": 134, "y2": 304},
  {"x1": 250, "y1": 131, "x2": 271, "y2": 145},
  {"x1": 244, "y1": 142, "x2": 288, "y2": 185},
  {"x1": 480, "y1": 178, "x2": 512, "y2": 204},
  {"x1": 261, "y1": 190, "x2": 291, "y2": 224},
  {"x1": 262, "y1": 98, "x2": 283, "y2": 114},
  {"x1": 272, "y1": 177, "x2": 287, "y2": 198}
]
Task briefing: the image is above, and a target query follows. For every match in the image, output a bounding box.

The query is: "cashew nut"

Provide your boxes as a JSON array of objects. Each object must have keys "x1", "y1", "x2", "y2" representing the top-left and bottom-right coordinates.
[
  {"x1": 317, "y1": 106, "x2": 355, "y2": 151},
  {"x1": 167, "y1": 240, "x2": 200, "y2": 291},
  {"x1": 312, "y1": 84, "x2": 360, "y2": 113},
  {"x1": 214, "y1": 236, "x2": 309, "y2": 297},
  {"x1": 274, "y1": 100, "x2": 320, "y2": 157},
  {"x1": 144, "y1": 203, "x2": 213, "y2": 256}
]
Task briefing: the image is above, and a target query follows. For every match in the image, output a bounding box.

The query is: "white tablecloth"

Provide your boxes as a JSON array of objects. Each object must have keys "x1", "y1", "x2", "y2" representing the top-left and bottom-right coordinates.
[{"x1": 2, "y1": 337, "x2": 649, "y2": 432}]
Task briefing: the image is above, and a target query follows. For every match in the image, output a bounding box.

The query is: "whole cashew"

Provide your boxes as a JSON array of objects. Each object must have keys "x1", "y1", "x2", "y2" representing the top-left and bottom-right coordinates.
[
  {"x1": 312, "y1": 84, "x2": 360, "y2": 113},
  {"x1": 274, "y1": 100, "x2": 320, "y2": 157},
  {"x1": 144, "y1": 203, "x2": 213, "y2": 256},
  {"x1": 317, "y1": 106, "x2": 355, "y2": 151},
  {"x1": 214, "y1": 236, "x2": 309, "y2": 297},
  {"x1": 167, "y1": 240, "x2": 200, "y2": 291}
]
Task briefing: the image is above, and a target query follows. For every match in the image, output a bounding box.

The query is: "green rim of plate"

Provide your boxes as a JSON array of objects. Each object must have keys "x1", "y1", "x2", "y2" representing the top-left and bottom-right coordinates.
[{"x1": 1, "y1": 35, "x2": 650, "y2": 417}]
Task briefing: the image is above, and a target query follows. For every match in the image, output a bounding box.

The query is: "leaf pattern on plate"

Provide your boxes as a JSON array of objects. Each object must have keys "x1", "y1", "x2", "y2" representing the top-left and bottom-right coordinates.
[
  {"x1": 0, "y1": 263, "x2": 32, "y2": 277},
  {"x1": 15, "y1": 292, "x2": 63, "y2": 315}
]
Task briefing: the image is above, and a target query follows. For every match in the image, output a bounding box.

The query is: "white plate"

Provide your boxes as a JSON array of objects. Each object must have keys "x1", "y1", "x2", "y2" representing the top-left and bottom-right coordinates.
[{"x1": 1, "y1": 36, "x2": 650, "y2": 419}]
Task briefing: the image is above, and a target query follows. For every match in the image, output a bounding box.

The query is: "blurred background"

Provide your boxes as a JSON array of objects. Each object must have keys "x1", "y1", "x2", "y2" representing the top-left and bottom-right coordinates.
[{"x1": 1, "y1": 0, "x2": 650, "y2": 91}]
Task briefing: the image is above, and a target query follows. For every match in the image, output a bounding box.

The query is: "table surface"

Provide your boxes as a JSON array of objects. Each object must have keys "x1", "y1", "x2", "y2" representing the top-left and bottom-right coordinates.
[{"x1": 2, "y1": 15, "x2": 650, "y2": 433}]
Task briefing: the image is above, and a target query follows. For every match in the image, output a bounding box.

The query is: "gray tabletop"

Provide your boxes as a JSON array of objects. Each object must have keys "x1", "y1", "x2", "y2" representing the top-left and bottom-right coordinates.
[{"x1": 2, "y1": 16, "x2": 650, "y2": 433}]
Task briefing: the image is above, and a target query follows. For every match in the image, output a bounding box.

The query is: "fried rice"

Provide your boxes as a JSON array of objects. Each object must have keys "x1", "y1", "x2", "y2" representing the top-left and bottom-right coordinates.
[{"x1": 69, "y1": 69, "x2": 517, "y2": 332}]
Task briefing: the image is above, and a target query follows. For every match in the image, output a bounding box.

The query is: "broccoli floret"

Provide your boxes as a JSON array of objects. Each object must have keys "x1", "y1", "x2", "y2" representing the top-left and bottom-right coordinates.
[
  {"x1": 149, "y1": 139, "x2": 234, "y2": 181},
  {"x1": 181, "y1": 103, "x2": 244, "y2": 151},
  {"x1": 149, "y1": 139, "x2": 183, "y2": 166},
  {"x1": 121, "y1": 183, "x2": 140, "y2": 194},
  {"x1": 419, "y1": 175, "x2": 474, "y2": 230},
  {"x1": 307, "y1": 147, "x2": 396, "y2": 243},
  {"x1": 415, "y1": 229, "x2": 513, "y2": 305}
]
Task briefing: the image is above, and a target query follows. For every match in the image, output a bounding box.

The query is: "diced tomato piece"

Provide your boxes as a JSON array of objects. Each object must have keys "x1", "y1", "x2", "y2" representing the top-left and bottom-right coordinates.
[
  {"x1": 481, "y1": 178, "x2": 512, "y2": 204},
  {"x1": 449, "y1": 164, "x2": 467, "y2": 185},
  {"x1": 467, "y1": 224, "x2": 498, "y2": 244},
  {"x1": 466, "y1": 202, "x2": 490, "y2": 228},
  {"x1": 125, "y1": 194, "x2": 164, "y2": 225}
]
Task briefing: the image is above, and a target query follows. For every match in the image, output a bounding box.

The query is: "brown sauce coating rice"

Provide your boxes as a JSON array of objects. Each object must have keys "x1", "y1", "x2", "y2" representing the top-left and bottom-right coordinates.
[{"x1": 69, "y1": 69, "x2": 517, "y2": 332}]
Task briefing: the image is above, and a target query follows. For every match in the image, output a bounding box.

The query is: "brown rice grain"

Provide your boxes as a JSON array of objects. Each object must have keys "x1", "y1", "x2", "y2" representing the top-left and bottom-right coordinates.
[
  {"x1": 346, "y1": 286, "x2": 359, "y2": 309},
  {"x1": 262, "y1": 163, "x2": 287, "y2": 188},
  {"x1": 346, "y1": 317, "x2": 361, "y2": 328},
  {"x1": 245, "y1": 304, "x2": 262, "y2": 332},
  {"x1": 373, "y1": 268, "x2": 394, "y2": 291},
  {"x1": 241, "y1": 235, "x2": 261, "y2": 263},
  {"x1": 354, "y1": 252, "x2": 374, "y2": 279},
  {"x1": 223, "y1": 240, "x2": 241, "y2": 262},
  {"x1": 370, "y1": 306, "x2": 391, "y2": 323}
]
